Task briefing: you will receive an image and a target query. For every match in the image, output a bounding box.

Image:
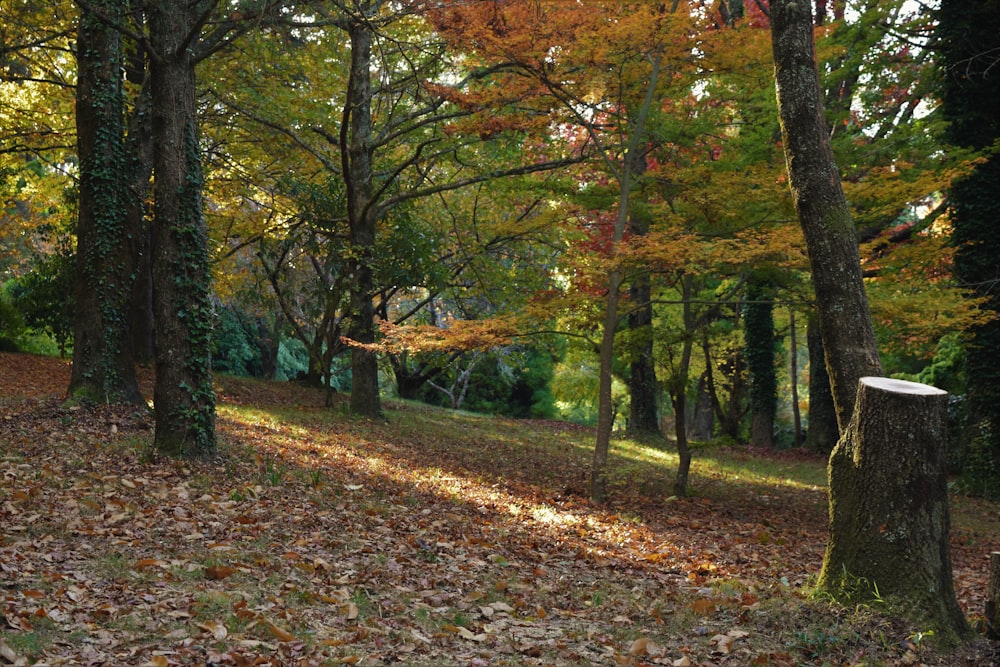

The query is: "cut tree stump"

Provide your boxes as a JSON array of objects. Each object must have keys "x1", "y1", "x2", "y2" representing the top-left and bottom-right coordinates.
[
  {"x1": 817, "y1": 377, "x2": 970, "y2": 644},
  {"x1": 989, "y1": 552, "x2": 1000, "y2": 639}
]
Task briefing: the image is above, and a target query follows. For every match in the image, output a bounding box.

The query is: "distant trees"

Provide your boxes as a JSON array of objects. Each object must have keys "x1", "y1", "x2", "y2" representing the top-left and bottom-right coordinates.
[{"x1": 1, "y1": 0, "x2": 993, "y2": 496}]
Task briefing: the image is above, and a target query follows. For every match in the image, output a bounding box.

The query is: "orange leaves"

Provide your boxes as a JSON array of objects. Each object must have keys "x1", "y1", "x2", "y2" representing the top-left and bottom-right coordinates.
[
  {"x1": 371, "y1": 316, "x2": 522, "y2": 354},
  {"x1": 205, "y1": 565, "x2": 238, "y2": 580}
]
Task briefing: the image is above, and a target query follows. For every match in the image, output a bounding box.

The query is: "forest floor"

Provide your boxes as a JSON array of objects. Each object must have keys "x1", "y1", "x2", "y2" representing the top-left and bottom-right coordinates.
[{"x1": 1, "y1": 351, "x2": 999, "y2": 667}]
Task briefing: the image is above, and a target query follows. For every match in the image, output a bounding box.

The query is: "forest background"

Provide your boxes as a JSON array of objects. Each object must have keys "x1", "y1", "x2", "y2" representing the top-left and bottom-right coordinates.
[
  {"x1": 2, "y1": 0, "x2": 999, "y2": 486},
  {"x1": 3, "y1": 0, "x2": 998, "y2": 495}
]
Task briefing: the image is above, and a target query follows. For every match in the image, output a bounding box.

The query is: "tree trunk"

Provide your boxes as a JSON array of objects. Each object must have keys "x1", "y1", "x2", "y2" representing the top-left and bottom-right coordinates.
[
  {"x1": 627, "y1": 272, "x2": 660, "y2": 436},
  {"x1": 817, "y1": 377, "x2": 970, "y2": 644},
  {"x1": 69, "y1": 0, "x2": 144, "y2": 406},
  {"x1": 671, "y1": 387, "x2": 691, "y2": 498},
  {"x1": 805, "y1": 312, "x2": 838, "y2": 453},
  {"x1": 626, "y1": 166, "x2": 659, "y2": 437},
  {"x1": 744, "y1": 280, "x2": 776, "y2": 448},
  {"x1": 687, "y1": 372, "x2": 715, "y2": 441},
  {"x1": 342, "y1": 9, "x2": 381, "y2": 418},
  {"x1": 126, "y1": 74, "x2": 156, "y2": 367},
  {"x1": 591, "y1": 54, "x2": 663, "y2": 503},
  {"x1": 769, "y1": 0, "x2": 881, "y2": 431},
  {"x1": 988, "y1": 552, "x2": 1000, "y2": 639},
  {"x1": 789, "y1": 309, "x2": 802, "y2": 448},
  {"x1": 670, "y1": 275, "x2": 696, "y2": 497},
  {"x1": 148, "y1": 1, "x2": 216, "y2": 456},
  {"x1": 938, "y1": 0, "x2": 1000, "y2": 495}
]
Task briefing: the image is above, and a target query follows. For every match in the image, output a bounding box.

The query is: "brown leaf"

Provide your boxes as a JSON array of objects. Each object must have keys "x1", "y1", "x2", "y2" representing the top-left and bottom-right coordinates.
[
  {"x1": 690, "y1": 598, "x2": 716, "y2": 615},
  {"x1": 262, "y1": 618, "x2": 295, "y2": 642},
  {"x1": 628, "y1": 637, "x2": 651, "y2": 656},
  {"x1": 196, "y1": 620, "x2": 229, "y2": 640},
  {"x1": 204, "y1": 565, "x2": 236, "y2": 580},
  {"x1": 135, "y1": 558, "x2": 166, "y2": 571}
]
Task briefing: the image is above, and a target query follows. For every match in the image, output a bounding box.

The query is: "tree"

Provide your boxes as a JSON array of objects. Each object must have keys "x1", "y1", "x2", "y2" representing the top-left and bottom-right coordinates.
[
  {"x1": 339, "y1": 1, "x2": 382, "y2": 418},
  {"x1": 769, "y1": 0, "x2": 882, "y2": 430},
  {"x1": 805, "y1": 312, "x2": 838, "y2": 453},
  {"x1": 937, "y1": 0, "x2": 1000, "y2": 496},
  {"x1": 818, "y1": 377, "x2": 970, "y2": 644},
  {"x1": 771, "y1": 0, "x2": 969, "y2": 641},
  {"x1": 743, "y1": 279, "x2": 777, "y2": 448},
  {"x1": 144, "y1": 0, "x2": 218, "y2": 455},
  {"x1": 69, "y1": 0, "x2": 144, "y2": 405}
]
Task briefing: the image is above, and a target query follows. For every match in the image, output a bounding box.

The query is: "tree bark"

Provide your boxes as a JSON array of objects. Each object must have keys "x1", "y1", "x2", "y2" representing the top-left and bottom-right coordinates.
[
  {"x1": 148, "y1": 0, "x2": 217, "y2": 456},
  {"x1": 687, "y1": 372, "x2": 715, "y2": 441},
  {"x1": 69, "y1": 0, "x2": 144, "y2": 406},
  {"x1": 670, "y1": 275, "x2": 696, "y2": 497},
  {"x1": 988, "y1": 552, "x2": 1000, "y2": 639},
  {"x1": 769, "y1": 0, "x2": 881, "y2": 431},
  {"x1": 744, "y1": 280, "x2": 776, "y2": 448},
  {"x1": 817, "y1": 377, "x2": 970, "y2": 644},
  {"x1": 126, "y1": 73, "x2": 156, "y2": 367},
  {"x1": 627, "y1": 271, "x2": 660, "y2": 437},
  {"x1": 342, "y1": 7, "x2": 382, "y2": 418},
  {"x1": 805, "y1": 312, "x2": 838, "y2": 453},
  {"x1": 626, "y1": 171, "x2": 659, "y2": 437}
]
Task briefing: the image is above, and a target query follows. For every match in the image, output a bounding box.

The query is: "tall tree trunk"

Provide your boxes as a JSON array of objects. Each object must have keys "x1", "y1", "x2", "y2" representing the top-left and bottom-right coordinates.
[
  {"x1": 148, "y1": 0, "x2": 216, "y2": 456},
  {"x1": 626, "y1": 180, "x2": 659, "y2": 436},
  {"x1": 670, "y1": 276, "x2": 697, "y2": 497},
  {"x1": 816, "y1": 378, "x2": 970, "y2": 644},
  {"x1": 788, "y1": 308, "x2": 802, "y2": 448},
  {"x1": 126, "y1": 75, "x2": 156, "y2": 366},
  {"x1": 627, "y1": 271, "x2": 659, "y2": 436},
  {"x1": 687, "y1": 371, "x2": 715, "y2": 441},
  {"x1": 769, "y1": 0, "x2": 881, "y2": 431},
  {"x1": 744, "y1": 280, "x2": 776, "y2": 448},
  {"x1": 342, "y1": 8, "x2": 381, "y2": 418},
  {"x1": 805, "y1": 312, "x2": 838, "y2": 453},
  {"x1": 937, "y1": 0, "x2": 1000, "y2": 495},
  {"x1": 69, "y1": 0, "x2": 144, "y2": 406},
  {"x1": 591, "y1": 54, "x2": 662, "y2": 503}
]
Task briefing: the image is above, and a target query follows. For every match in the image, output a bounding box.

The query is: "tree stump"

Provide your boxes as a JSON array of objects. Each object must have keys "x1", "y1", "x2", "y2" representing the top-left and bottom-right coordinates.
[
  {"x1": 817, "y1": 377, "x2": 970, "y2": 643},
  {"x1": 988, "y1": 552, "x2": 1000, "y2": 639}
]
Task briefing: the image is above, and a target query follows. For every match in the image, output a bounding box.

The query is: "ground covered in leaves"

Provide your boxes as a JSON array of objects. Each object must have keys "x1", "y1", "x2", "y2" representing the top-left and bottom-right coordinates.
[{"x1": 2, "y1": 352, "x2": 999, "y2": 666}]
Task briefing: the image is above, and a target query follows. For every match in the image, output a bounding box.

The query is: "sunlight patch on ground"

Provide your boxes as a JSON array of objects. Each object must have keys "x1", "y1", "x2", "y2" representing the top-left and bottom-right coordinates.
[{"x1": 219, "y1": 404, "x2": 649, "y2": 562}]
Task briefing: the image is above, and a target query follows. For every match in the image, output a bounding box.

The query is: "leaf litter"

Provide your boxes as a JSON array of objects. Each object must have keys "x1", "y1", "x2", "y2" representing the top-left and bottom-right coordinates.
[{"x1": 1, "y1": 352, "x2": 998, "y2": 666}]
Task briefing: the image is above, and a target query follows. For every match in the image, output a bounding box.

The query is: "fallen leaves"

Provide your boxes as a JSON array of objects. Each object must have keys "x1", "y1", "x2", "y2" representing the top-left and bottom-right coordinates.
[{"x1": 1, "y1": 352, "x2": 998, "y2": 666}]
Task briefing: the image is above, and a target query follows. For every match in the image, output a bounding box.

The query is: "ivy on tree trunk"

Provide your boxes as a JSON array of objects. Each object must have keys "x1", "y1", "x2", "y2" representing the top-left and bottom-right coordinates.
[
  {"x1": 937, "y1": 0, "x2": 1000, "y2": 496},
  {"x1": 69, "y1": 0, "x2": 144, "y2": 406},
  {"x1": 148, "y1": 0, "x2": 216, "y2": 457}
]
